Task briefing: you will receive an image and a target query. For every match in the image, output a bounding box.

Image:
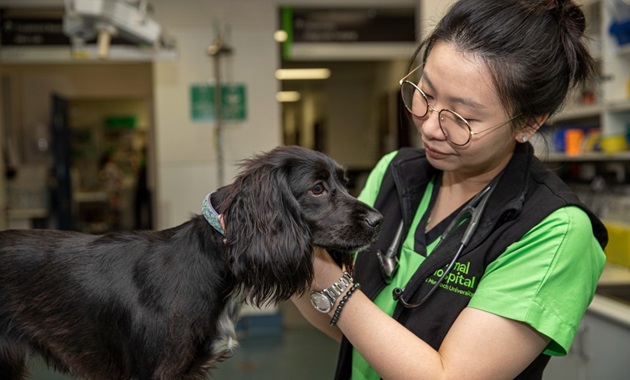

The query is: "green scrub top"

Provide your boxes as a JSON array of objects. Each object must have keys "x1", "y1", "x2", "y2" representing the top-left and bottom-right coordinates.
[{"x1": 350, "y1": 151, "x2": 606, "y2": 380}]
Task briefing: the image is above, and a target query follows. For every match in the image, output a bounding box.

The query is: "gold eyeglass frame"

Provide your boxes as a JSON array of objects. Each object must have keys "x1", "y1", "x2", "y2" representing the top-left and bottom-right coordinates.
[{"x1": 399, "y1": 65, "x2": 520, "y2": 146}]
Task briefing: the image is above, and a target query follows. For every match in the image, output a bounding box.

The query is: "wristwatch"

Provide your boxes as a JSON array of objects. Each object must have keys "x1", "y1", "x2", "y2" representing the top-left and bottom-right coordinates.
[{"x1": 310, "y1": 272, "x2": 353, "y2": 313}]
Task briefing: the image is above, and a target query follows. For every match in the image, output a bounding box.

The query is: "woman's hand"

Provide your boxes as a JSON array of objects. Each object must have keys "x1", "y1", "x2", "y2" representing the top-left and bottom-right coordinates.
[
  {"x1": 311, "y1": 246, "x2": 345, "y2": 291},
  {"x1": 288, "y1": 246, "x2": 346, "y2": 342}
]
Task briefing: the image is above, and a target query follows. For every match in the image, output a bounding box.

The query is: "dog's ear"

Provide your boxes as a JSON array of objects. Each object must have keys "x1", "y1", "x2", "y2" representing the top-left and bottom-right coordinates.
[{"x1": 219, "y1": 161, "x2": 314, "y2": 307}]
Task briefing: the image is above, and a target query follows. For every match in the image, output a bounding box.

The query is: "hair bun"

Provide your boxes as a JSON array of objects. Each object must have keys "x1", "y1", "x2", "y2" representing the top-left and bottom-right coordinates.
[{"x1": 544, "y1": 0, "x2": 587, "y2": 37}]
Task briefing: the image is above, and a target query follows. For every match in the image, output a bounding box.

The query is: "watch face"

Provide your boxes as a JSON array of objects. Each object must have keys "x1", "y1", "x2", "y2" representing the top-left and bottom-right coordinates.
[{"x1": 310, "y1": 292, "x2": 332, "y2": 313}]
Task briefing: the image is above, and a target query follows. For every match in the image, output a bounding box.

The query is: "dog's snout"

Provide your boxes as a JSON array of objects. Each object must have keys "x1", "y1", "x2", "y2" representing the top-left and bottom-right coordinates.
[{"x1": 365, "y1": 211, "x2": 383, "y2": 229}]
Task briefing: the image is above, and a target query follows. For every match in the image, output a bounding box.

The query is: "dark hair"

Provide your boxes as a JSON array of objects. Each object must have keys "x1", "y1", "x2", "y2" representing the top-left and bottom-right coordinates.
[{"x1": 412, "y1": 0, "x2": 594, "y2": 126}]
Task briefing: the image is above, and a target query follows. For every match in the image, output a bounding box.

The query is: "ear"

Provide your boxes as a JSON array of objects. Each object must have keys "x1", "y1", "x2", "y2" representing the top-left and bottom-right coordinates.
[
  {"x1": 220, "y1": 165, "x2": 314, "y2": 306},
  {"x1": 514, "y1": 114, "x2": 548, "y2": 143}
]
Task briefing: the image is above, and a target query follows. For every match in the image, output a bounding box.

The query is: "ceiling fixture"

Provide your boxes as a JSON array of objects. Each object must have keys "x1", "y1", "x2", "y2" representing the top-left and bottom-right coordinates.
[
  {"x1": 274, "y1": 30, "x2": 288, "y2": 43},
  {"x1": 275, "y1": 68, "x2": 331, "y2": 80},
  {"x1": 276, "y1": 91, "x2": 301, "y2": 102},
  {"x1": 63, "y1": 0, "x2": 172, "y2": 59}
]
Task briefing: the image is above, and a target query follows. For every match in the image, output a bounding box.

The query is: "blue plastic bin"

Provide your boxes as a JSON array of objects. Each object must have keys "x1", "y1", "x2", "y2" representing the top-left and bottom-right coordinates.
[{"x1": 610, "y1": 19, "x2": 630, "y2": 46}]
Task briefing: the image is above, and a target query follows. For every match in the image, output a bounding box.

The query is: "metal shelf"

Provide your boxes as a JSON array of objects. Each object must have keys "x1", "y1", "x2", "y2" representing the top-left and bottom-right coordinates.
[
  {"x1": 553, "y1": 104, "x2": 603, "y2": 122},
  {"x1": 542, "y1": 151, "x2": 630, "y2": 162}
]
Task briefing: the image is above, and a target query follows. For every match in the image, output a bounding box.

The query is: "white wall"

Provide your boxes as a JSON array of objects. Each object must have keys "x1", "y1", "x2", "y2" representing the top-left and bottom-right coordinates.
[
  {"x1": 149, "y1": 0, "x2": 281, "y2": 228},
  {"x1": 419, "y1": 0, "x2": 455, "y2": 39},
  {"x1": 150, "y1": 0, "x2": 417, "y2": 228}
]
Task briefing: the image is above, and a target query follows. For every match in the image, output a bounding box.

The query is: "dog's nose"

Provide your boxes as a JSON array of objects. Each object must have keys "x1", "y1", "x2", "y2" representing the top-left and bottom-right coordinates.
[{"x1": 365, "y1": 211, "x2": 383, "y2": 229}]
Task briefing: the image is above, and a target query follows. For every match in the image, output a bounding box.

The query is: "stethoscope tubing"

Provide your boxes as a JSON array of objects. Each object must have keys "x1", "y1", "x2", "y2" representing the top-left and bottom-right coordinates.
[
  {"x1": 386, "y1": 176, "x2": 500, "y2": 309},
  {"x1": 393, "y1": 242, "x2": 466, "y2": 308}
]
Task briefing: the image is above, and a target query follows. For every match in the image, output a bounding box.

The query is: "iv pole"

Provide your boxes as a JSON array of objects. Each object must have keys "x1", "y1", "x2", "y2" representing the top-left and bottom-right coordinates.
[{"x1": 207, "y1": 27, "x2": 232, "y2": 187}]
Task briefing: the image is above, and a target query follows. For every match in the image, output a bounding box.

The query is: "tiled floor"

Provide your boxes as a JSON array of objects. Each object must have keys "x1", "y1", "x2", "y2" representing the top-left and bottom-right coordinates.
[
  {"x1": 214, "y1": 327, "x2": 339, "y2": 379},
  {"x1": 28, "y1": 326, "x2": 339, "y2": 379}
]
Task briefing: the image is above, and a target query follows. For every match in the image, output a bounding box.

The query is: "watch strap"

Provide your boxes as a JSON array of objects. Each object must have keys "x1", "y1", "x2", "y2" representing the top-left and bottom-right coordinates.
[
  {"x1": 323, "y1": 272, "x2": 352, "y2": 300},
  {"x1": 311, "y1": 272, "x2": 353, "y2": 312}
]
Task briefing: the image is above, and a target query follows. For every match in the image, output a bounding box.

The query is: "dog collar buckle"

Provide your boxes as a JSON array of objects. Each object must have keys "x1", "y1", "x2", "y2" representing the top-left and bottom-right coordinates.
[{"x1": 202, "y1": 192, "x2": 225, "y2": 236}]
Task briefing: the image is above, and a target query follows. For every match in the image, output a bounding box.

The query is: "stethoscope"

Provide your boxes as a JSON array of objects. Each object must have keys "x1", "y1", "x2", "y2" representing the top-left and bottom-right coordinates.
[{"x1": 376, "y1": 175, "x2": 500, "y2": 309}]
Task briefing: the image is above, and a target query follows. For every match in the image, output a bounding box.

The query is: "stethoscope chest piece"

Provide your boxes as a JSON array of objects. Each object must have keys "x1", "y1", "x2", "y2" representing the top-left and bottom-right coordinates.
[{"x1": 376, "y1": 221, "x2": 404, "y2": 283}]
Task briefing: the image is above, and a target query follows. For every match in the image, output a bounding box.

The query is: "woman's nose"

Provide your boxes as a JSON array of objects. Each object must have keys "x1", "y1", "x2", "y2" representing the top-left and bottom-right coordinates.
[{"x1": 419, "y1": 108, "x2": 445, "y2": 140}]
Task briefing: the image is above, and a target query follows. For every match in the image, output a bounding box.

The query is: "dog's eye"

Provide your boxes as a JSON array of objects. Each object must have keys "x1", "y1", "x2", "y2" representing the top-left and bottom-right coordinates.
[{"x1": 310, "y1": 183, "x2": 326, "y2": 196}]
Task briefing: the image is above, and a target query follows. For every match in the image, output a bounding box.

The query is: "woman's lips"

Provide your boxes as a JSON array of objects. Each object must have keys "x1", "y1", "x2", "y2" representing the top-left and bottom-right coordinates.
[{"x1": 424, "y1": 142, "x2": 449, "y2": 159}]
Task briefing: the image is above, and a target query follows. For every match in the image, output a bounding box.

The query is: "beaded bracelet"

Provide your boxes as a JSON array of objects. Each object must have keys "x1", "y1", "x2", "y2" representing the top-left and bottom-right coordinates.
[{"x1": 329, "y1": 282, "x2": 361, "y2": 327}]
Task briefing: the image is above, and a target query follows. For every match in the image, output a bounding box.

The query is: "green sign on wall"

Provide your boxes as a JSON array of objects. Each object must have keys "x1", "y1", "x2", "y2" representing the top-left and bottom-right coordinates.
[{"x1": 190, "y1": 83, "x2": 247, "y2": 122}]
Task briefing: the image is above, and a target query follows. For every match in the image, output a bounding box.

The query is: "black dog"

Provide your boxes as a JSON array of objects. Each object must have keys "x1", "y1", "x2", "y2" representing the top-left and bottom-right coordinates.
[{"x1": 0, "y1": 146, "x2": 382, "y2": 380}]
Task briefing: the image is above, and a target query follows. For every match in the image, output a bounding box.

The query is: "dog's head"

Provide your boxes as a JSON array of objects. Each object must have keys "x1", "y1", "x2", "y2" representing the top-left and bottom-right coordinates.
[{"x1": 216, "y1": 146, "x2": 382, "y2": 306}]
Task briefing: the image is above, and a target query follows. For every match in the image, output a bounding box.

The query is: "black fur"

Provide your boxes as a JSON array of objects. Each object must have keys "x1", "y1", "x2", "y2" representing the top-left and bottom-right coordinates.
[{"x1": 0, "y1": 146, "x2": 382, "y2": 380}]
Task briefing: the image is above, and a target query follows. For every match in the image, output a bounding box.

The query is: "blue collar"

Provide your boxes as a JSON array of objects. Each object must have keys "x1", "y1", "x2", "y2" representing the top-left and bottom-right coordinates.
[{"x1": 202, "y1": 192, "x2": 225, "y2": 235}]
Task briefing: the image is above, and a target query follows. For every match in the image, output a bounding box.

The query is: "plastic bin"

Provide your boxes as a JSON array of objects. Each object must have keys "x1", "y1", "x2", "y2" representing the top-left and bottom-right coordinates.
[
  {"x1": 610, "y1": 19, "x2": 630, "y2": 46},
  {"x1": 603, "y1": 220, "x2": 630, "y2": 268},
  {"x1": 609, "y1": 0, "x2": 630, "y2": 46}
]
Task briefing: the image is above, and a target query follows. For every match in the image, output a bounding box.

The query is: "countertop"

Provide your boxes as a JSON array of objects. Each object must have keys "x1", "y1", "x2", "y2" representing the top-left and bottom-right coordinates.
[{"x1": 589, "y1": 263, "x2": 630, "y2": 326}]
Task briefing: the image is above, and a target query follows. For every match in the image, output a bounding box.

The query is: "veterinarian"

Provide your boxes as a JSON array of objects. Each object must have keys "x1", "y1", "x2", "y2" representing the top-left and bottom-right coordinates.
[{"x1": 291, "y1": 0, "x2": 608, "y2": 379}]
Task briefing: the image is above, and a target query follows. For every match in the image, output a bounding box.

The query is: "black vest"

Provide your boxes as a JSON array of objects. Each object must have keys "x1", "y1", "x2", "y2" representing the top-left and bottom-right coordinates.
[{"x1": 334, "y1": 143, "x2": 608, "y2": 380}]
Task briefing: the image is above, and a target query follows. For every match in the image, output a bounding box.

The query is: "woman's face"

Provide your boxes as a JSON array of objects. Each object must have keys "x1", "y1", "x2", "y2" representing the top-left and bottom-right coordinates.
[{"x1": 414, "y1": 42, "x2": 519, "y2": 178}]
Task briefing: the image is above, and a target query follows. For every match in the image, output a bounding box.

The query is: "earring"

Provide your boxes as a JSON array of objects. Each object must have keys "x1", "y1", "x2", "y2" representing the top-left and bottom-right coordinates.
[{"x1": 521, "y1": 134, "x2": 529, "y2": 143}]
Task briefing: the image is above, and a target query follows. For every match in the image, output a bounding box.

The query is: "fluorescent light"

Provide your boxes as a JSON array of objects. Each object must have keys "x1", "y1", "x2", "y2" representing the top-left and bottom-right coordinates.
[
  {"x1": 275, "y1": 68, "x2": 331, "y2": 80},
  {"x1": 276, "y1": 91, "x2": 301, "y2": 102},
  {"x1": 274, "y1": 30, "x2": 288, "y2": 43}
]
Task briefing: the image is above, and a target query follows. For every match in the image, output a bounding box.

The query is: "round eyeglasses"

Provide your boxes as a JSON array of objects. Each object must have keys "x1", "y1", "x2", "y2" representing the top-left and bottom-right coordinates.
[{"x1": 399, "y1": 73, "x2": 519, "y2": 146}]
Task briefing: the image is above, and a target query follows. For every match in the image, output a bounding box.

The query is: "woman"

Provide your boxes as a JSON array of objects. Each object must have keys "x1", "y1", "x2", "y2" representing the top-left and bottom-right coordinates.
[{"x1": 291, "y1": 0, "x2": 608, "y2": 379}]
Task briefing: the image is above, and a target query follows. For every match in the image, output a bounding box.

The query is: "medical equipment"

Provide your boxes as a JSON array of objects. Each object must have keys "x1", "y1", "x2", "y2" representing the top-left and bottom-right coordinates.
[
  {"x1": 377, "y1": 175, "x2": 500, "y2": 309},
  {"x1": 63, "y1": 0, "x2": 165, "y2": 58}
]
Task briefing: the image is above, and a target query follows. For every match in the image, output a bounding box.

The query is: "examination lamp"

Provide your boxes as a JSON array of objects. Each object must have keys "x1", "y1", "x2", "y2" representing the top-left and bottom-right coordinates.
[{"x1": 63, "y1": 0, "x2": 162, "y2": 58}]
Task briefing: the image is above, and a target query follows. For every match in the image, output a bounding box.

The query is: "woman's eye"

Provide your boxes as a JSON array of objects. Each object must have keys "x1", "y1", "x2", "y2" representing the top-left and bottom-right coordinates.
[{"x1": 310, "y1": 183, "x2": 325, "y2": 196}]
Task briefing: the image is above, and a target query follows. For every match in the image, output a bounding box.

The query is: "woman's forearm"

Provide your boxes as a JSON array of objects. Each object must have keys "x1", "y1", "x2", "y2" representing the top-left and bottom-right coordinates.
[{"x1": 291, "y1": 292, "x2": 344, "y2": 342}]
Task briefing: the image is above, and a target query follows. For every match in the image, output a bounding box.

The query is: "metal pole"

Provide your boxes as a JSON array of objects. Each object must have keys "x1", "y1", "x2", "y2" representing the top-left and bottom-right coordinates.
[
  {"x1": 207, "y1": 31, "x2": 232, "y2": 187},
  {"x1": 213, "y1": 49, "x2": 224, "y2": 187}
]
